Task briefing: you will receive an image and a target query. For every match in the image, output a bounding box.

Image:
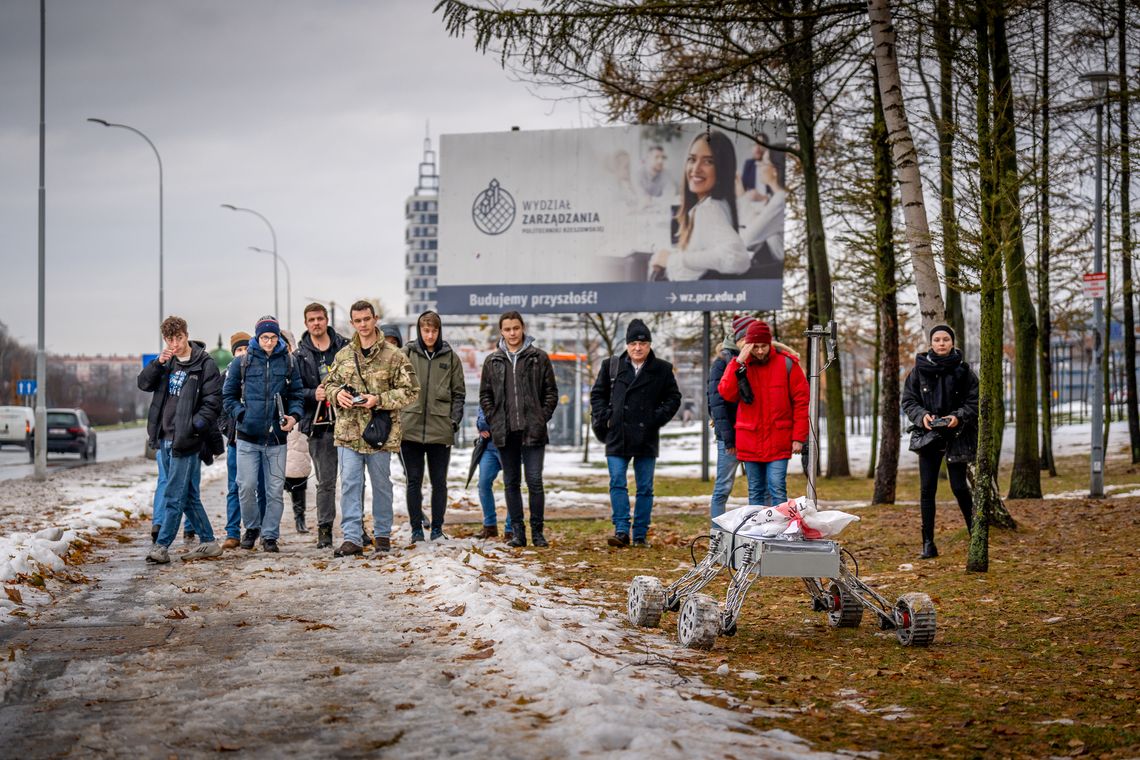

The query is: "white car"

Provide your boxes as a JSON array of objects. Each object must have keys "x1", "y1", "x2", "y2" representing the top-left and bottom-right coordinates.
[{"x1": 0, "y1": 405, "x2": 36, "y2": 460}]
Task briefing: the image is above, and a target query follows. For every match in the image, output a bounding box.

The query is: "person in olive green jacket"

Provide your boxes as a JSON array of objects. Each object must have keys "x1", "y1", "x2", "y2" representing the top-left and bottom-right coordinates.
[
  {"x1": 322, "y1": 301, "x2": 419, "y2": 557},
  {"x1": 400, "y1": 310, "x2": 466, "y2": 542}
]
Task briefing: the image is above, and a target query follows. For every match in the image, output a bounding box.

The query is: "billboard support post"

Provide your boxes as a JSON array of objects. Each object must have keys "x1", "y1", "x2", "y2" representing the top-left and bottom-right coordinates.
[{"x1": 701, "y1": 311, "x2": 711, "y2": 482}]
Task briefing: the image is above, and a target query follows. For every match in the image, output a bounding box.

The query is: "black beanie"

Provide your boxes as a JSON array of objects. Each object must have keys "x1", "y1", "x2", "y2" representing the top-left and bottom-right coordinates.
[
  {"x1": 626, "y1": 319, "x2": 651, "y2": 344},
  {"x1": 929, "y1": 323, "x2": 956, "y2": 343}
]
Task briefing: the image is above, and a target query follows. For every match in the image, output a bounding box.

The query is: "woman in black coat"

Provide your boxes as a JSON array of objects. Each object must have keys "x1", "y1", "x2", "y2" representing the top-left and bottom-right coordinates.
[{"x1": 900, "y1": 324, "x2": 978, "y2": 559}]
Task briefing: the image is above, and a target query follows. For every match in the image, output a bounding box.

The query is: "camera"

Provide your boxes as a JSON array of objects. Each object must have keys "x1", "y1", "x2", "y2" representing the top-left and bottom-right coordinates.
[
  {"x1": 343, "y1": 385, "x2": 366, "y2": 406},
  {"x1": 929, "y1": 416, "x2": 950, "y2": 429}
]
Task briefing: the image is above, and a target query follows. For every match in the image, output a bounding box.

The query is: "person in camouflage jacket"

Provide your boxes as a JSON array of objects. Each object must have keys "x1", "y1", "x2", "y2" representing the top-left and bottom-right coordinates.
[{"x1": 321, "y1": 301, "x2": 419, "y2": 557}]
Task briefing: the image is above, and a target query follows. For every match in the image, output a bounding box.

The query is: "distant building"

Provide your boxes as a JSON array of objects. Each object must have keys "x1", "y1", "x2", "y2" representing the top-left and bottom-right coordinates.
[{"x1": 406, "y1": 129, "x2": 440, "y2": 316}]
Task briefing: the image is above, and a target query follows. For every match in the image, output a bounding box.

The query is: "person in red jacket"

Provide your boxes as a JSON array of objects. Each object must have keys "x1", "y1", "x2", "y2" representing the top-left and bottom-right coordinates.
[{"x1": 717, "y1": 320, "x2": 809, "y2": 506}]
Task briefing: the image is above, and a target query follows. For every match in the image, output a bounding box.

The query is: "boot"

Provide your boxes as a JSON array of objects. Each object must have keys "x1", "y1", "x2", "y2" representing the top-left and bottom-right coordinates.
[
  {"x1": 316, "y1": 524, "x2": 333, "y2": 549},
  {"x1": 508, "y1": 524, "x2": 527, "y2": 548},
  {"x1": 240, "y1": 528, "x2": 260, "y2": 550},
  {"x1": 290, "y1": 481, "x2": 308, "y2": 533},
  {"x1": 361, "y1": 528, "x2": 373, "y2": 548},
  {"x1": 919, "y1": 540, "x2": 938, "y2": 559},
  {"x1": 478, "y1": 525, "x2": 498, "y2": 539},
  {"x1": 531, "y1": 526, "x2": 548, "y2": 548}
]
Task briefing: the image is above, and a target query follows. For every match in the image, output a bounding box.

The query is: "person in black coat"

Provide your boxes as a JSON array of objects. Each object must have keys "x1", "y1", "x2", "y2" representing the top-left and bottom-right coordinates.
[
  {"x1": 900, "y1": 324, "x2": 979, "y2": 559},
  {"x1": 590, "y1": 319, "x2": 682, "y2": 548},
  {"x1": 137, "y1": 316, "x2": 225, "y2": 564},
  {"x1": 707, "y1": 315, "x2": 754, "y2": 521}
]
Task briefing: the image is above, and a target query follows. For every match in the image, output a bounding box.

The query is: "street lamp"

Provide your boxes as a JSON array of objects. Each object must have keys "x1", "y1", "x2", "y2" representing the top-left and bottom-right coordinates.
[
  {"x1": 249, "y1": 246, "x2": 290, "y2": 332},
  {"x1": 87, "y1": 117, "x2": 164, "y2": 348},
  {"x1": 221, "y1": 204, "x2": 281, "y2": 326},
  {"x1": 1081, "y1": 69, "x2": 1114, "y2": 499}
]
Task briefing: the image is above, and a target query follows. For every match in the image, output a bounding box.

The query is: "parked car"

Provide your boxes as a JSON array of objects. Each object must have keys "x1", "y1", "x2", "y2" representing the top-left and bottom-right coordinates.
[
  {"x1": 45, "y1": 408, "x2": 97, "y2": 460},
  {"x1": 0, "y1": 405, "x2": 35, "y2": 459}
]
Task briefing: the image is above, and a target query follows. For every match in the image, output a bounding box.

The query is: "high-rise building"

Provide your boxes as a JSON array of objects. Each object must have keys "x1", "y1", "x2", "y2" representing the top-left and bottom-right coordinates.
[{"x1": 405, "y1": 129, "x2": 440, "y2": 316}]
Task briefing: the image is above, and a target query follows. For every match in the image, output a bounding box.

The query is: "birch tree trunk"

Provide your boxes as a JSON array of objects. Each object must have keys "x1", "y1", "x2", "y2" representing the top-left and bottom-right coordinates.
[{"x1": 868, "y1": 0, "x2": 946, "y2": 335}]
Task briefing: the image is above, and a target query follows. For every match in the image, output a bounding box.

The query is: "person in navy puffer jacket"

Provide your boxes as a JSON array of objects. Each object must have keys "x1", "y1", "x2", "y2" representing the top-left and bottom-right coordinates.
[{"x1": 222, "y1": 315, "x2": 305, "y2": 553}]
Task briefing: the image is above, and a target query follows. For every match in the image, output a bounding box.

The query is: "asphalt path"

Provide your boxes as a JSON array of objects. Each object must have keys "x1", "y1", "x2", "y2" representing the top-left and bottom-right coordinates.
[{"x1": 0, "y1": 426, "x2": 147, "y2": 482}]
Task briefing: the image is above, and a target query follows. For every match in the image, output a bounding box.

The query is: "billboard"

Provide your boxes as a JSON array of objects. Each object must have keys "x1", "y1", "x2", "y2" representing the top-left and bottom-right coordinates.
[{"x1": 437, "y1": 122, "x2": 787, "y2": 314}]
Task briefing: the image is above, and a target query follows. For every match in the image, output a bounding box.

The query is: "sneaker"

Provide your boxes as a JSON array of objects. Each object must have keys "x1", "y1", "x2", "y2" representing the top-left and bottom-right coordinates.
[
  {"x1": 370, "y1": 536, "x2": 391, "y2": 556},
  {"x1": 145, "y1": 544, "x2": 170, "y2": 564},
  {"x1": 410, "y1": 528, "x2": 425, "y2": 543},
  {"x1": 222, "y1": 537, "x2": 240, "y2": 550},
  {"x1": 478, "y1": 525, "x2": 499, "y2": 539},
  {"x1": 183, "y1": 529, "x2": 197, "y2": 545},
  {"x1": 430, "y1": 528, "x2": 448, "y2": 541},
  {"x1": 631, "y1": 538, "x2": 651, "y2": 549},
  {"x1": 181, "y1": 541, "x2": 223, "y2": 561},
  {"x1": 607, "y1": 533, "x2": 631, "y2": 548},
  {"x1": 262, "y1": 538, "x2": 280, "y2": 553},
  {"x1": 240, "y1": 528, "x2": 260, "y2": 550},
  {"x1": 334, "y1": 540, "x2": 363, "y2": 557},
  {"x1": 531, "y1": 529, "x2": 549, "y2": 548}
]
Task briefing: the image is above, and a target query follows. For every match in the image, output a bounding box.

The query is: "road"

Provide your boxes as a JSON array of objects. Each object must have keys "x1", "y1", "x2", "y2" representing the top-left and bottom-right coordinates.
[{"x1": 0, "y1": 426, "x2": 147, "y2": 482}]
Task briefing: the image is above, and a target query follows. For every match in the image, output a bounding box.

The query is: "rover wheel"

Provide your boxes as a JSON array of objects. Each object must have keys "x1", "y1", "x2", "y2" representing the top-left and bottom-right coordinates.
[
  {"x1": 677, "y1": 594, "x2": 720, "y2": 650},
  {"x1": 627, "y1": 576, "x2": 667, "y2": 628},
  {"x1": 827, "y1": 581, "x2": 863, "y2": 628},
  {"x1": 895, "y1": 592, "x2": 937, "y2": 647}
]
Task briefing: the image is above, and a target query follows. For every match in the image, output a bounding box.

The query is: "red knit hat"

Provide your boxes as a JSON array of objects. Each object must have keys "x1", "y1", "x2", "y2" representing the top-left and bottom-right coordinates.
[
  {"x1": 745, "y1": 320, "x2": 772, "y2": 345},
  {"x1": 731, "y1": 314, "x2": 756, "y2": 342}
]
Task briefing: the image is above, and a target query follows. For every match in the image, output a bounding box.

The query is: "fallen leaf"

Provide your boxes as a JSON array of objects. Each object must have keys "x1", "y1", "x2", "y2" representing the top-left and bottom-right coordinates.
[
  {"x1": 458, "y1": 647, "x2": 495, "y2": 660},
  {"x1": 4, "y1": 587, "x2": 23, "y2": 605},
  {"x1": 395, "y1": 703, "x2": 415, "y2": 710},
  {"x1": 305, "y1": 623, "x2": 337, "y2": 631},
  {"x1": 512, "y1": 598, "x2": 531, "y2": 611},
  {"x1": 447, "y1": 603, "x2": 466, "y2": 617},
  {"x1": 164, "y1": 608, "x2": 188, "y2": 620}
]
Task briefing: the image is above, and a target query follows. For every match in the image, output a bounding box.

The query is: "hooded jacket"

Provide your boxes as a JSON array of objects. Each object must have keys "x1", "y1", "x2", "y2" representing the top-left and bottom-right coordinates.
[
  {"x1": 590, "y1": 348, "x2": 682, "y2": 458},
  {"x1": 717, "y1": 346, "x2": 809, "y2": 463},
  {"x1": 322, "y1": 332, "x2": 419, "y2": 454},
  {"x1": 138, "y1": 340, "x2": 223, "y2": 456},
  {"x1": 400, "y1": 311, "x2": 466, "y2": 446},
  {"x1": 479, "y1": 335, "x2": 558, "y2": 448},
  {"x1": 222, "y1": 338, "x2": 305, "y2": 446},
  {"x1": 900, "y1": 349, "x2": 979, "y2": 462},
  {"x1": 294, "y1": 327, "x2": 350, "y2": 436},
  {"x1": 707, "y1": 335, "x2": 740, "y2": 446}
]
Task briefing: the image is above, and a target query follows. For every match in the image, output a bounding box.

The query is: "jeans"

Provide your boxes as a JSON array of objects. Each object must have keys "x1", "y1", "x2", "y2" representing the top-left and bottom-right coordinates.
[
  {"x1": 709, "y1": 439, "x2": 739, "y2": 521},
  {"x1": 151, "y1": 445, "x2": 167, "y2": 527},
  {"x1": 401, "y1": 441, "x2": 451, "y2": 531},
  {"x1": 225, "y1": 442, "x2": 266, "y2": 539},
  {"x1": 155, "y1": 440, "x2": 216, "y2": 547},
  {"x1": 338, "y1": 447, "x2": 393, "y2": 545},
  {"x1": 607, "y1": 455, "x2": 657, "y2": 540},
  {"x1": 917, "y1": 444, "x2": 974, "y2": 543},
  {"x1": 500, "y1": 432, "x2": 545, "y2": 530},
  {"x1": 236, "y1": 439, "x2": 287, "y2": 540},
  {"x1": 477, "y1": 446, "x2": 511, "y2": 533},
  {"x1": 308, "y1": 432, "x2": 339, "y2": 527},
  {"x1": 742, "y1": 458, "x2": 789, "y2": 506}
]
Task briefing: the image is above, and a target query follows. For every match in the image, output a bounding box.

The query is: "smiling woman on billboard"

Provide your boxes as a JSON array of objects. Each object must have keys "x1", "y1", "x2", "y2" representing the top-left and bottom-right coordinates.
[{"x1": 648, "y1": 130, "x2": 750, "y2": 282}]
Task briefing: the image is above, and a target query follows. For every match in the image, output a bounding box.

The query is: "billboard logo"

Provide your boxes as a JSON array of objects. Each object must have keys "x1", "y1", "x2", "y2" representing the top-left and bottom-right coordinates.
[{"x1": 472, "y1": 179, "x2": 515, "y2": 235}]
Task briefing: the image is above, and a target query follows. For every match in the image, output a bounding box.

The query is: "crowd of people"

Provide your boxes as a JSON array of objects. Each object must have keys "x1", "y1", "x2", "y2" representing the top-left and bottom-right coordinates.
[{"x1": 138, "y1": 304, "x2": 978, "y2": 564}]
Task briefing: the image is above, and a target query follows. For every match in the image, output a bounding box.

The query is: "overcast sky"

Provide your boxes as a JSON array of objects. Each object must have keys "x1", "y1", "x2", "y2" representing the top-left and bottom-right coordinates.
[{"x1": 0, "y1": 1, "x2": 592, "y2": 356}]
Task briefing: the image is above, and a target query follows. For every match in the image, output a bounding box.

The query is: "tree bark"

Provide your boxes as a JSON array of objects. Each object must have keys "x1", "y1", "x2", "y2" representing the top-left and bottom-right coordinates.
[
  {"x1": 1119, "y1": 0, "x2": 1139, "y2": 462},
  {"x1": 868, "y1": 0, "x2": 946, "y2": 336},
  {"x1": 1038, "y1": 0, "x2": 1057, "y2": 476},
  {"x1": 871, "y1": 59, "x2": 900, "y2": 504},
  {"x1": 786, "y1": 9, "x2": 850, "y2": 478},
  {"x1": 991, "y1": 1, "x2": 1042, "y2": 499},
  {"x1": 934, "y1": 0, "x2": 966, "y2": 352},
  {"x1": 969, "y1": 6, "x2": 1000, "y2": 573}
]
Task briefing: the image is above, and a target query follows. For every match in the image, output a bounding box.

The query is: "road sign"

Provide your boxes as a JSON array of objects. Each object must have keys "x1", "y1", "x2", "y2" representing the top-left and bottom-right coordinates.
[
  {"x1": 16, "y1": 379, "x2": 36, "y2": 397},
  {"x1": 1083, "y1": 272, "x2": 1107, "y2": 300}
]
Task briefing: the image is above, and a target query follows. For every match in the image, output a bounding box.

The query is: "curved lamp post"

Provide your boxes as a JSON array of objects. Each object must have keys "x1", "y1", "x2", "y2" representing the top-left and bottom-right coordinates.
[
  {"x1": 250, "y1": 246, "x2": 290, "y2": 332},
  {"x1": 221, "y1": 204, "x2": 281, "y2": 325},
  {"x1": 87, "y1": 117, "x2": 164, "y2": 348}
]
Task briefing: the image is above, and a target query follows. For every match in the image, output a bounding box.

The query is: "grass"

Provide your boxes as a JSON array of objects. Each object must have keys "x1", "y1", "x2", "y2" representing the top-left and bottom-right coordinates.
[{"x1": 504, "y1": 453, "x2": 1140, "y2": 758}]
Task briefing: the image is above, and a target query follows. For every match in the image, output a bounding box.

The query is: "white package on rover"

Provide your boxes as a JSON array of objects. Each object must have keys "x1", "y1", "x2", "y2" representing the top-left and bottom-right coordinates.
[{"x1": 712, "y1": 497, "x2": 860, "y2": 540}]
